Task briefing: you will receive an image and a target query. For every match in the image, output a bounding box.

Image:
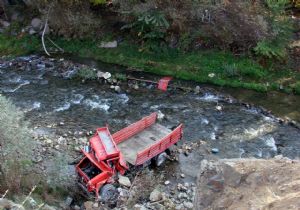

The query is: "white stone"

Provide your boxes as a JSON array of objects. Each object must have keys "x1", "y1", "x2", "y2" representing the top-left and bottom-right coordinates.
[
  {"x1": 157, "y1": 110, "x2": 165, "y2": 121},
  {"x1": 150, "y1": 189, "x2": 162, "y2": 202},
  {"x1": 183, "y1": 201, "x2": 194, "y2": 209},
  {"x1": 31, "y1": 18, "x2": 42, "y2": 30},
  {"x1": 118, "y1": 175, "x2": 131, "y2": 187},
  {"x1": 114, "y1": 86, "x2": 121, "y2": 93},
  {"x1": 134, "y1": 204, "x2": 148, "y2": 210},
  {"x1": 99, "y1": 40, "x2": 118, "y2": 48}
]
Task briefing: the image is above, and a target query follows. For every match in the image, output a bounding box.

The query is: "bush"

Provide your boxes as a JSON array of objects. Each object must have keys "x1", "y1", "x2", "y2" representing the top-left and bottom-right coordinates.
[
  {"x1": 0, "y1": 95, "x2": 34, "y2": 193},
  {"x1": 254, "y1": 0, "x2": 293, "y2": 60}
]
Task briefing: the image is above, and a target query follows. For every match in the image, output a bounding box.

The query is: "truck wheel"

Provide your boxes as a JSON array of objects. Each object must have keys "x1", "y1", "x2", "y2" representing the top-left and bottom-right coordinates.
[
  {"x1": 155, "y1": 152, "x2": 167, "y2": 167},
  {"x1": 99, "y1": 184, "x2": 117, "y2": 202}
]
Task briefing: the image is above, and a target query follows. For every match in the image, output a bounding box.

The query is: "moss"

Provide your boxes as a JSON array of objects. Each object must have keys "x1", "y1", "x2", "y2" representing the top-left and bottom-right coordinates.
[{"x1": 0, "y1": 34, "x2": 299, "y2": 94}]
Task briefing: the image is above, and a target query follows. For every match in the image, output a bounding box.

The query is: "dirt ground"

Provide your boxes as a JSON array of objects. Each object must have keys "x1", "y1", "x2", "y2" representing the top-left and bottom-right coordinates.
[{"x1": 195, "y1": 157, "x2": 300, "y2": 210}]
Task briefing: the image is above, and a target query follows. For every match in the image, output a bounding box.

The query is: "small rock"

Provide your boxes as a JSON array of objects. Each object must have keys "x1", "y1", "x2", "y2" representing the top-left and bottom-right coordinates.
[
  {"x1": 103, "y1": 72, "x2": 112, "y2": 80},
  {"x1": 31, "y1": 18, "x2": 42, "y2": 30},
  {"x1": 57, "y1": 136, "x2": 66, "y2": 144},
  {"x1": 157, "y1": 110, "x2": 165, "y2": 121},
  {"x1": 73, "y1": 205, "x2": 81, "y2": 210},
  {"x1": 83, "y1": 201, "x2": 93, "y2": 210},
  {"x1": 64, "y1": 196, "x2": 73, "y2": 206},
  {"x1": 180, "y1": 174, "x2": 185, "y2": 178},
  {"x1": 164, "y1": 180, "x2": 170, "y2": 185},
  {"x1": 183, "y1": 201, "x2": 194, "y2": 209},
  {"x1": 133, "y1": 83, "x2": 139, "y2": 90},
  {"x1": 175, "y1": 204, "x2": 184, "y2": 210},
  {"x1": 99, "y1": 40, "x2": 118, "y2": 48},
  {"x1": 59, "y1": 122, "x2": 65, "y2": 126},
  {"x1": 150, "y1": 189, "x2": 162, "y2": 202},
  {"x1": 0, "y1": 20, "x2": 10, "y2": 28},
  {"x1": 211, "y1": 148, "x2": 219, "y2": 154},
  {"x1": 29, "y1": 28, "x2": 37, "y2": 35},
  {"x1": 45, "y1": 139, "x2": 53, "y2": 145},
  {"x1": 118, "y1": 175, "x2": 131, "y2": 187},
  {"x1": 118, "y1": 187, "x2": 130, "y2": 198},
  {"x1": 134, "y1": 204, "x2": 148, "y2": 210},
  {"x1": 92, "y1": 202, "x2": 99, "y2": 208},
  {"x1": 178, "y1": 192, "x2": 188, "y2": 199},
  {"x1": 114, "y1": 85, "x2": 121, "y2": 93},
  {"x1": 32, "y1": 156, "x2": 43, "y2": 163},
  {"x1": 215, "y1": 105, "x2": 222, "y2": 111},
  {"x1": 194, "y1": 86, "x2": 201, "y2": 94}
]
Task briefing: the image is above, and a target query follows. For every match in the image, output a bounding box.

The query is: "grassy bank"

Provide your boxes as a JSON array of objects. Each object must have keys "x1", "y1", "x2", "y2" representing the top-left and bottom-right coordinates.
[{"x1": 1, "y1": 34, "x2": 299, "y2": 94}]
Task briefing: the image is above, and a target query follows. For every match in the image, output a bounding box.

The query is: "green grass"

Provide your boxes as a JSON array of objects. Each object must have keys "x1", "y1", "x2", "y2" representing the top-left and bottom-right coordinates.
[{"x1": 0, "y1": 34, "x2": 299, "y2": 94}]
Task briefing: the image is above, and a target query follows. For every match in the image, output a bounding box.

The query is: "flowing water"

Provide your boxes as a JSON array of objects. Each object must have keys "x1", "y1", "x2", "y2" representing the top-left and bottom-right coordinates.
[{"x1": 1, "y1": 55, "x2": 300, "y2": 184}]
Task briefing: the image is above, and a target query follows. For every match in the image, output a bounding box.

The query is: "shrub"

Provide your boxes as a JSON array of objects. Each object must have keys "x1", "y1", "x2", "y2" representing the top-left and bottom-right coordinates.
[
  {"x1": 121, "y1": 10, "x2": 169, "y2": 51},
  {"x1": 0, "y1": 95, "x2": 34, "y2": 193},
  {"x1": 76, "y1": 66, "x2": 97, "y2": 80},
  {"x1": 254, "y1": 0, "x2": 293, "y2": 60}
]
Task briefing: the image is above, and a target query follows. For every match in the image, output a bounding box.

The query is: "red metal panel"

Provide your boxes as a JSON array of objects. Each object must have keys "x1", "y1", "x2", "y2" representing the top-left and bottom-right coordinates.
[
  {"x1": 90, "y1": 127, "x2": 120, "y2": 161},
  {"x1": 112, "y1": 113, "x2": 158, "y2": 144},
  {"x1": 157, "y1": 77, "x2": 172, "y2": 91},
  {"x1": 135, "y1": 124, "x2": 183, "y2": 165}
]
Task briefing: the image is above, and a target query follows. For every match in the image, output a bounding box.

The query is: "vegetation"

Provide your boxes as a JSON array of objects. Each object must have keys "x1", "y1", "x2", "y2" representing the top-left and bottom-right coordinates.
[
  {"x1": 1, "y1": 34, "x2": 299, "y2": 93},
  {"x1": 0, "y1": 95, "x2": 34, "y2": 194},
  {"x1": 0, "y1": 0, "x2": 298, "y2": 94}
]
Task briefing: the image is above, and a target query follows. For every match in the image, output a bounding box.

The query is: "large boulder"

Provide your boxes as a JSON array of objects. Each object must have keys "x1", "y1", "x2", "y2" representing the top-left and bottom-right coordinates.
[
  {"x1": 31, "y1": 18, "x2": 43, "y2": 31},
  {"x1": 195, "y1": 158, "x2": 300, "y2": 210}
]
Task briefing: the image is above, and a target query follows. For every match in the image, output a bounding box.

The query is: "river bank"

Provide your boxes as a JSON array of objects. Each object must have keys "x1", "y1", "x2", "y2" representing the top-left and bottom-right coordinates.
[{"x1": 1, "y1": 34, "x2": 300, "y2": 95}]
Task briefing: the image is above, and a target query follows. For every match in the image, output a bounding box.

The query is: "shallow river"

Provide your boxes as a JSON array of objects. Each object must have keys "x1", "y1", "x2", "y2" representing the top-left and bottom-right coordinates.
[{"x1": 1, "y1": 55, "x2": 300, "y2": 183}]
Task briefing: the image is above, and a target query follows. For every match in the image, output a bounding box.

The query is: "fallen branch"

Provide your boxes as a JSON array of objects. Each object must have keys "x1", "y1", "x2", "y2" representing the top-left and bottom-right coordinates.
[
  {"x1": 127, "y1": 76, "x2": 192, "y2": 92},
  {"x1": 1, "y1": 189, "x2": 8, "y2": 198},
  {"x1": 21, "y1": 185, "x2": 36, "y2": 206},
  {"x1": 47, "y1": 37, "x2": 64, "y2": 53},
  {"x1": 42, "y1": 7, "x2": 52, "y2": 56}
]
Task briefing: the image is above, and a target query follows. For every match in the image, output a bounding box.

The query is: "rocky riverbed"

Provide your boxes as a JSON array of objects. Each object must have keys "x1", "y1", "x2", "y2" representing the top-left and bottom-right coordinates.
[{"x1": 1, "y1": 55, "x2": 300, "y2": 209}]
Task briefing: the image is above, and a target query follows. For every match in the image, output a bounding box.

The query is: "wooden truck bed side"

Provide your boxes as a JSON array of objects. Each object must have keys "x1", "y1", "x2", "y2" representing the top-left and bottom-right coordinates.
[
  {"x1": 112, "y1": 113, "x2": 157, "y2": 144},
  {"x1": 135, "y1": 124, "x2": 183, "y2": 165}
]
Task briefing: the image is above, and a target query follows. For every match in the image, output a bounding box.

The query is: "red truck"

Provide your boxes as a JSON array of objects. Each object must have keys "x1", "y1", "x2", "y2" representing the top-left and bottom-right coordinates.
[{"x1": 76, "y1": 112, "x2": 183, "y2": 201}]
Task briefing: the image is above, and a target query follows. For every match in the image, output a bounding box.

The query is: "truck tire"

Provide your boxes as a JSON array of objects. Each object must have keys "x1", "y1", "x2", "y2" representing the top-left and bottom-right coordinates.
[
  {"x1": 155, "y1": 152, "x2": 167, "y2": 167},
  {"x1": 99, "y1": 184, "x2": 117, "y2": 202}
]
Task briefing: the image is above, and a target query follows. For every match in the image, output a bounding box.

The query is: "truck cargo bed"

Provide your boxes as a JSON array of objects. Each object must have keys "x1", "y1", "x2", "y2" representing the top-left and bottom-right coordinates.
[{"x1": 118, "y1": 124, "x2": 171, "y2": 165}]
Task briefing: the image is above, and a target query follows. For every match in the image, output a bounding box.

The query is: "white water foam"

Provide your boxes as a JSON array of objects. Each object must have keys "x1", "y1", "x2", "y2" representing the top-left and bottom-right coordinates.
[
  {"x1": 201, "y1": 118, "x2": 209, "y2": 125},
  {"x1": 118, "y1": 94, "x2": 129, "y2": 104},
  {"x1": 8, "y1": 75, "x2": 22, "y2": 83},
  {"x1": 25, "y1": 102, "x2": 41, "y2": 112},
  {"x1": 1, "y1": 80, "x2": 30, "y2": 93},
  {"x1": 83, "y1": 99, "x2": 110, "y2": 111},
  {"x1": 210, "y1": 132, "x2": 216, "y2": 140},
  {"x1": 262, "y1": 135, "x2": 277, "y2": 151},
  {"x1": 197, "y1": 93, "x2": 220, "y2": 102},
  {"x1": 71, "y1": 94, "x2": 84, "y2": 104},
  {"x1": 55, "y1": 102, "x2": 71, "y2": 112}
]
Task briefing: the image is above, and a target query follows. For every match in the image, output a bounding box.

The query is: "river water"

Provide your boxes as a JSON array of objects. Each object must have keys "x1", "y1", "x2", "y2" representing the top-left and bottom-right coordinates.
[{"x1": 1, "y1": 55, "x2": 300, "y2": 184}]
